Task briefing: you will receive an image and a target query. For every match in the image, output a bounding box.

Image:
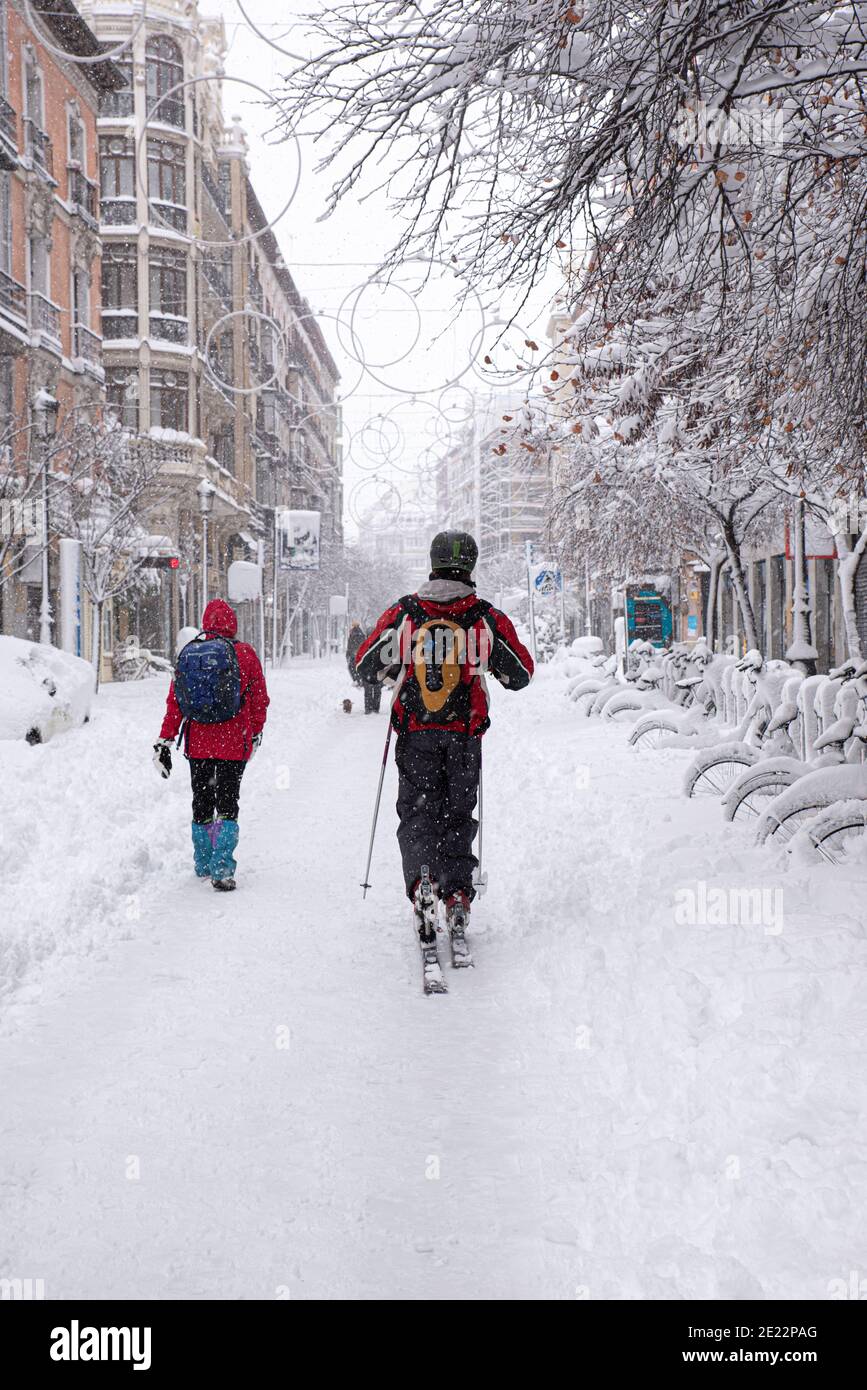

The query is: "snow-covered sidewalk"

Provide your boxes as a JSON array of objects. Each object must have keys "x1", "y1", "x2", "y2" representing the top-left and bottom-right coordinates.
[{"x1": 2, "y1": 661, "x2": 866, "y2": 1299}]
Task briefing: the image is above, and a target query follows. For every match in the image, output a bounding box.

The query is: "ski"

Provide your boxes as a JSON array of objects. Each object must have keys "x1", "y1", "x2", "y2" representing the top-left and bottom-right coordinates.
[
  {"x1": 446, "y1": 893, "x2": 474, "y2": 968},
  {"x1": 448, "y1": 923, "x2": 473, "y2": 969},
  {"x1": 415, "y1": 864, "x2": 447, "y2": 994},
  {"x1": 421, "y1": 936, "x2": 448, "y2": 994}
]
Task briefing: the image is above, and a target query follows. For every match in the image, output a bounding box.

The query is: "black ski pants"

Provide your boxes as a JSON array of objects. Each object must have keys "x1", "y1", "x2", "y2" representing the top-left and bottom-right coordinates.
[
  {"x1": 395, "y1": 729, "x2": 481, "y2": 901},
  {"x1": 189, "y1": 758, "x2": 245, "y2": 824}
]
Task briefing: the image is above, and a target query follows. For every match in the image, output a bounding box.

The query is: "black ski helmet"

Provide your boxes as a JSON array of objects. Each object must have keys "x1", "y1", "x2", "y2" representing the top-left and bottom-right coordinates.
[{"x1": 430, "y1": 530, "x2": 478, "y2": 574}]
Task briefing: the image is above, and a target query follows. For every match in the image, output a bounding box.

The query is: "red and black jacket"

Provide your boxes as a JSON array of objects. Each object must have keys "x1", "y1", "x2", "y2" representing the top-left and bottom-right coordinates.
[{"x1": 356, "y1": 587, "x2": 534, "y2": 736}]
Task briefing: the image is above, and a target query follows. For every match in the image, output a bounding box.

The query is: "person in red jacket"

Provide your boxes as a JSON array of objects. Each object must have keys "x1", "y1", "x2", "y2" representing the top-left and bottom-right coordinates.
[
  {"x1": 153, "y1": 598, "x2": 269, "y2": 891},
  {"x1": 356, "y1": 530, "x2": 533, "y2": 974}
]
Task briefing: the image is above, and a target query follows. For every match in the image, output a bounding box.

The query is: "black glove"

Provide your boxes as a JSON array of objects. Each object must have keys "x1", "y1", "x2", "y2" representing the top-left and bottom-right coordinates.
[
  {"x1": 250, "y1": 732, "x2": 263, "y2": 760},
  {"x1": 153, "y1": 739, "x2": 172, "y2": 778}
]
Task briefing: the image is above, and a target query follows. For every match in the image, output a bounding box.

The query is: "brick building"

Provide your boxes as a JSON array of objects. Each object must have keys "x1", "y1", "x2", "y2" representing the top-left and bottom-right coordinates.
[{"x1": 0, "y1": 0, "x2": 124, "y2": 638}]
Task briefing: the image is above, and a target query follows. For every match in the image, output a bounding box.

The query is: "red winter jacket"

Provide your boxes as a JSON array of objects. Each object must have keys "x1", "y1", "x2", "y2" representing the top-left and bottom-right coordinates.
[
  {"x1": 159, "y1": 599, "x2": 269, "y2": 761},
  {"x1": 356, "y1": 579, "x2": 534, "y2": 736}
]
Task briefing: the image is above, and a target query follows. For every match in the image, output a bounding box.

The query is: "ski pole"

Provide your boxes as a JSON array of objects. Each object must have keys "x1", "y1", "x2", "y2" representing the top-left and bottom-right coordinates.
[
  {"x1": 361, "y1": 718, "x2": 393, "y2": 896},
  {"x1": 473, "y1": 744, "x2": 488, "y2": 896}
]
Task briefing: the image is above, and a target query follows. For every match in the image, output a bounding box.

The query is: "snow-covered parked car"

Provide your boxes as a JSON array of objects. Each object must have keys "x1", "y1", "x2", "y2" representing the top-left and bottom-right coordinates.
[{"x1": 0, "y1": 636, "x2": 95, "y2": 744}]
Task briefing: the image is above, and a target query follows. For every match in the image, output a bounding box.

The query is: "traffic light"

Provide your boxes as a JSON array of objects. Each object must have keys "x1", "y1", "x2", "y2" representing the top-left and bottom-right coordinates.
[{"x1": 141, "y1": 555, "x2": 180, "y2": 570}]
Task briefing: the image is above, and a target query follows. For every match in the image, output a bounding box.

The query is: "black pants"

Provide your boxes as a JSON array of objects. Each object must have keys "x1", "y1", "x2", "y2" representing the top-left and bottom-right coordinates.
[
  {"x1": 364, "y1": 681, "x2": 382, "y2": 714},
  {"x1": 189, "y1": 758, "x2": 245, "y2": 824},
  {"x1": 395, "y1": 730, "x2": 481, "y2": 901}
]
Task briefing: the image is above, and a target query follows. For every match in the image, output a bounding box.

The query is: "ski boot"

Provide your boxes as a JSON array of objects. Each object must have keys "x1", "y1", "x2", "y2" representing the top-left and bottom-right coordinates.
[
  {"x1": 213, "y1": 876, "x2": 236, "y2": 892},
  {"x1": 414, "y1": 865, "x2": 446, "y2": 994},
  {"x1": 445, "y1": 890, "x2": 473, "y2": 968}
]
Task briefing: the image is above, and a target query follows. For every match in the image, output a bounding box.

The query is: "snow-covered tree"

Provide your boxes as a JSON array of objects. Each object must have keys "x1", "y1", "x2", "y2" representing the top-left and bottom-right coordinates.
[{"x1": 61, "y1": 423, "x2": 166, "y2": 687}]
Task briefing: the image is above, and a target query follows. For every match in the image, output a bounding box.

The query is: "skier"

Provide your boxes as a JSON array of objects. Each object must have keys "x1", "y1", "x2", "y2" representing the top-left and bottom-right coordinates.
[
  {"x1": 153, "y1": 598, "x2": 269, "y2": 892},
  {"x1": 356, "y1": 531, "x2": 533, "y2": 988}
]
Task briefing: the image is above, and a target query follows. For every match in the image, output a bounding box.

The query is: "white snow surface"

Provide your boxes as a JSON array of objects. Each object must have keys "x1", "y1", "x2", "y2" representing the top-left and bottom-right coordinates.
[{"x1": 2, "y1": 661, "x2": 866, "y2": 1299}]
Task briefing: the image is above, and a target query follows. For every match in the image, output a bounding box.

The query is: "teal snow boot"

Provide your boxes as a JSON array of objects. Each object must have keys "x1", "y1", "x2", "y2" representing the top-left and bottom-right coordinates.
[
  {"x1": 192, "y1": 821, "x2": 215, "y2": 878},
  {"x1": 211, "y1": 819, "x2": 239, "y2": 889}
]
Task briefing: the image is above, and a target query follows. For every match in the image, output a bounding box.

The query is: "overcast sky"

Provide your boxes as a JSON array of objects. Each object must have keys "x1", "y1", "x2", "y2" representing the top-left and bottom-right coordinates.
[{"x1": 209, "y1": 1, "x2": 554, "y2": 538}]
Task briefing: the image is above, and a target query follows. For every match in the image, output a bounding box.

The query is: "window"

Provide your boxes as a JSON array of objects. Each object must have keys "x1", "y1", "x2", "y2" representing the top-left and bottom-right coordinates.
[
  {"x1": 150, "y1": 368, "x2": 188, "y2": 432},
  {"x1": 73, "y1": 267, "x2": 90, "y2": 325},
  {"x1": 147, "y1": 138, "x2": 186, "y2": 231},
  {"x1": 105, "y1": 367, "x2": 138, "y2": 430},
  {"x1": 211, "y1": 425, "x2": 234, "y2": 474},
  {"x1": 29, "y1": 233, "x2": 47, "y2": 294},
  {"x1": 101, "y1": 245, "x2": 137, "y2": 338},
  {"x1": 68, "y1": 111, "x2": 85, "y2": 169},
  {"x1": 100, "y1": 135, "x2": 136, "y2": 224},
  {"x1": 146, "y1": 36, "x2": 184, "y2": 129},
  {"x1": 0, "y1": 1, "x2": 8, "y2": 99},
  {"x1": 100, "y1": 53, "x2": 133, "y2": 118},
  {"x1": 149, "y1": 246, "x2": 187, "y2": 342},
  {"x1": 0, "y1": 169, "x2": 11, "y2": 275}
]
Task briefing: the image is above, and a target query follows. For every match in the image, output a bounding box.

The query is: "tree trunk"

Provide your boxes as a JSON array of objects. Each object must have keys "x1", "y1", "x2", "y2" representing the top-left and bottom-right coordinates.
[
  {"x1": 705, "y1": 550, "x2": 725, "y2": 652},
  {"x1": 91, "y1": 597, "x2": 103, "y2": 694},
  {"x1": 786, "y1": 497, "x2": 818, "y2": 674},
  {"x1": 722, "y1": 521, "x2": 760, "y2": 654},
  {"x1": 834, "y1": 522, "x2": 867, "y2": 662}
]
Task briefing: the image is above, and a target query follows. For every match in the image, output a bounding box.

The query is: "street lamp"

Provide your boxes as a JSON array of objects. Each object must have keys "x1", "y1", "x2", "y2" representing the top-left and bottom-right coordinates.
[
  {"x1": 33, "y1": 388, "x2": 60, "y2": 646},
  {"x1": 196, "y1": 478, "x2": 216, "y2": 614}
]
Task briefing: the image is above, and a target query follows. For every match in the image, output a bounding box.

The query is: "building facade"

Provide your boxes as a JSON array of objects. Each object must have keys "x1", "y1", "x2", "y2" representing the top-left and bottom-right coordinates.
[
  {"x1": 1, "y1": 0, "x2": 123, "y2": 640},
  {"x1": 78, "y1": 0, "x2": 341, "y2": 669}
]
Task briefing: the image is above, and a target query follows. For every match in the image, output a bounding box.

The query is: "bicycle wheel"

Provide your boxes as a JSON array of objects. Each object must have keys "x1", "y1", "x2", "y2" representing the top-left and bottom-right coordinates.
[
  {"x1": 685, "y1": 744, "x2": 757, "y2": 798},
  {"x1": 724, "y1": 767, "x2": 801, "y2": 822},
  {"x1": 801, "y1": 805, "x2": 867, "y2": 864}
]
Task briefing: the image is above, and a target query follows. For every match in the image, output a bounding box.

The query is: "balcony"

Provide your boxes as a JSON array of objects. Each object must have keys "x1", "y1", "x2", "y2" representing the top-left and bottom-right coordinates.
[
  {"x1": 149, "y1": 312, "x2": 188, "y2": 345},
  {"x1": 23, "y1": 118, "x2": 54, "y2": 179},
  {"x1": 67, "y1": 167, "x2": 98, "y2": 226},
  {"x1": 152, "y1": 201, "x2": 187, "y2": 234},
  {"x1": 101, "y1": 309, "x2": 138, "y2": 341},
  {"x1": 0, "y1": 268, "x2": 27, "y2": 326},
  {"x1": 0, "y1": 95, "x2": 17, "y2": 170},
  {"x1": 73, "y1": 322, "x2": 103, "y2": 369},
  {"x1": 29, "y1": 291, "x2": 62, "y2": 349},
  {"x1": 99, "y1": 88, "x2": 134, "y2": 120},
  {"x1": 101, "y1": 196, "x2": 137, "y2": 227}
]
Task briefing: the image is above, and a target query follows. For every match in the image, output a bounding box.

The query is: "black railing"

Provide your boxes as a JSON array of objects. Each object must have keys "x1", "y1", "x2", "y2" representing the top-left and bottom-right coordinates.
[
  {"x1": 100, "y1": 197, "x2": 137, "y2": 226},
  {"x1": 152, "y1": 201, "x2": 187, "y2": 233},
  {"x1": 146, "y1": 93, "x2": 185, "y2": 130},
  {"x1": 0, "y1": 95, "x2": 17, "y2": 165},
  {"x1": 73, "y1": 322, "x2": 102, "y2": 366},
  {"x1": 100, "y1": 88, "x2": 134, "y2": 119},
  {"x1": 68, "y1": 167, "x2": 98, "y2": 224},
  {"x1": 101, "y1": 310, "x2": 137, "y2": 340},
  {"x1": 0, "y1": 267, "x2": 27, "y2": 322},
  {"x1": 29, "y1": 291, "x2": 62, "y2": 344},
  {"x1": 149, "y1": 313, "x2": 188, "y2": 345}
]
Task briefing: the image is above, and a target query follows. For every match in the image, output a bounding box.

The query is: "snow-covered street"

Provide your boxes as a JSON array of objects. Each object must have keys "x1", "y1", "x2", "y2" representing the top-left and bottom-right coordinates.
[{"x1": 2, "y1": 661, "x2": 866, "y2": 1301}]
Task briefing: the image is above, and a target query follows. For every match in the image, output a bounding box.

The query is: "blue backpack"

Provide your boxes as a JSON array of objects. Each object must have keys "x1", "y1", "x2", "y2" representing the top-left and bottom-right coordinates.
[{"x1": 175, "y1": 635, "x2": 242, "y2": 724}]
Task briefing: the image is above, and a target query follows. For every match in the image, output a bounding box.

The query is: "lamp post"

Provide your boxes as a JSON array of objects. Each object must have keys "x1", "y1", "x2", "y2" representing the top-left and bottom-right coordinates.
[
  {"x1": 33, "y1": 388, "x2": 60, "y2": 646},
  {"x1": 196, "y1": 478, "x2": 216, "y2": 614}
]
